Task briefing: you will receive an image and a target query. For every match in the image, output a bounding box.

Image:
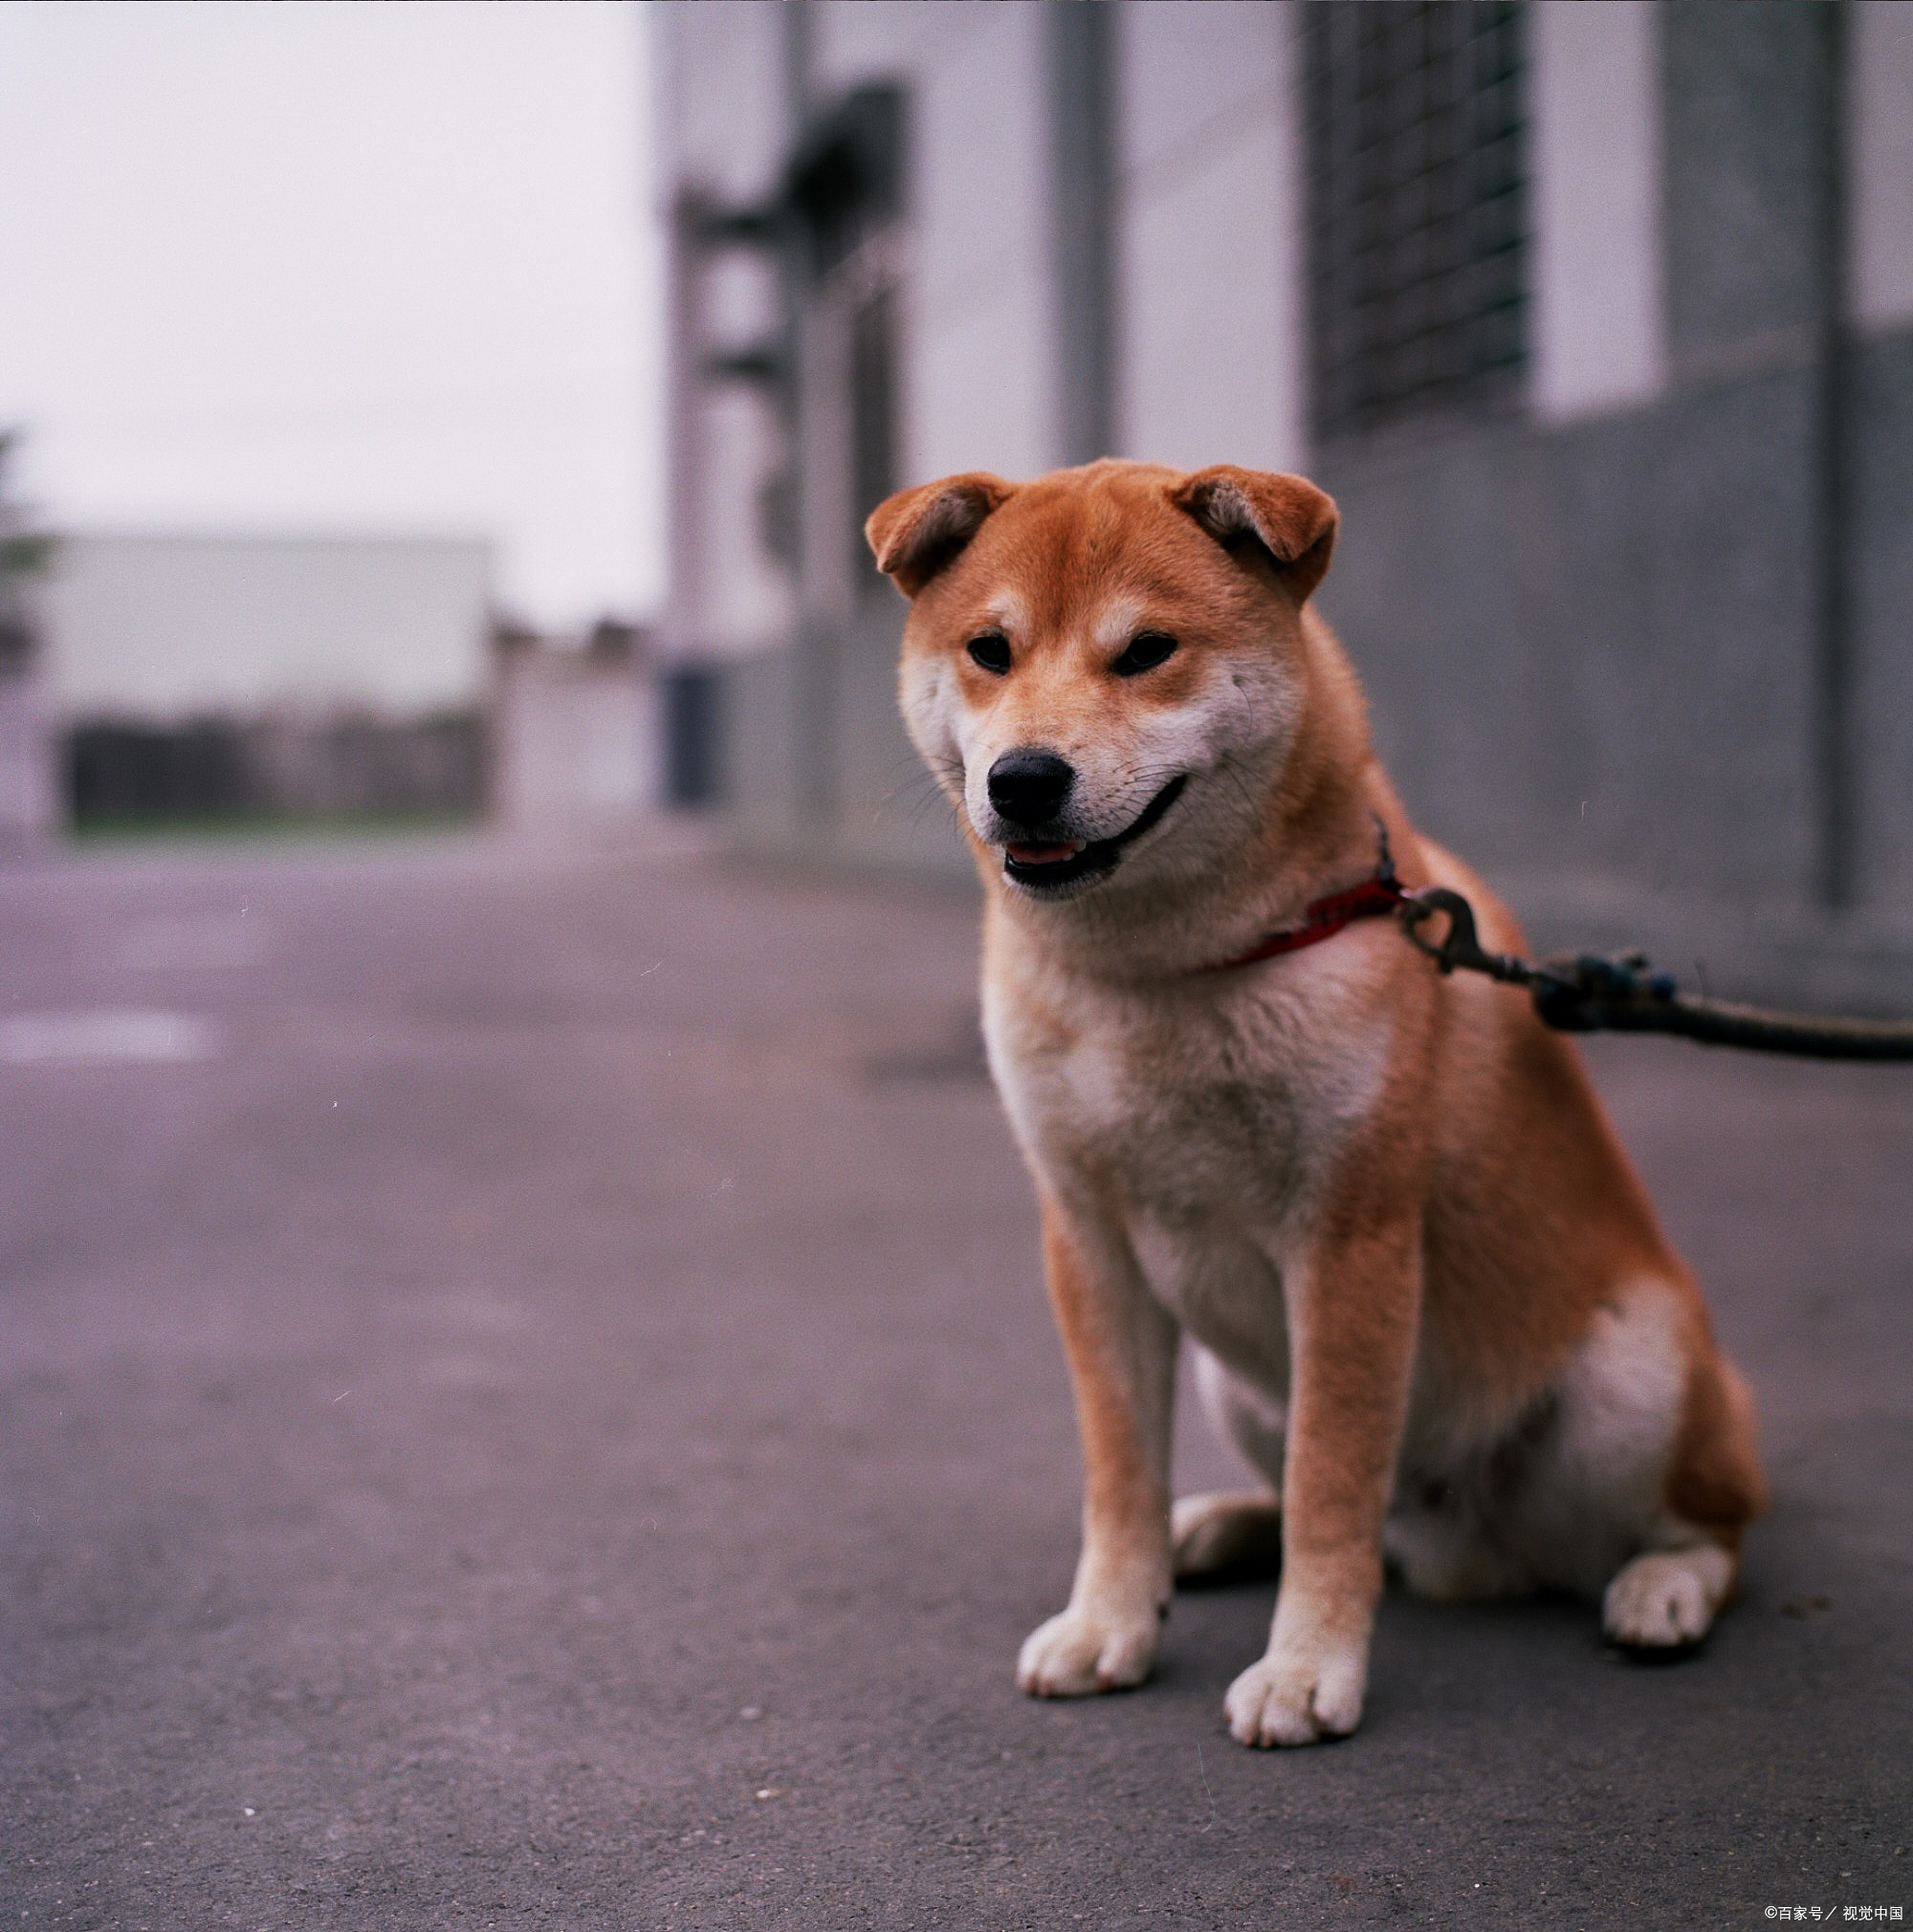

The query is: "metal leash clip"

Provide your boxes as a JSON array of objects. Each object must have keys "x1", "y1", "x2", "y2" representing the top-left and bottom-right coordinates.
[{"x1": 1399, "y1": 887, "x2": 1553, "y2": 990}]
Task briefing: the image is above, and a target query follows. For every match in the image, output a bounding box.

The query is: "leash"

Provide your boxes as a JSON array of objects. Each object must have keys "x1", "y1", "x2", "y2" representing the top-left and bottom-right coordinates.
[
  {"x1": 1207, "y1": 821, "x2": 1913, "y2": 1062},
  {"x1": 1399, "y1": 886, "x2": 1913, "y2": 1061}
]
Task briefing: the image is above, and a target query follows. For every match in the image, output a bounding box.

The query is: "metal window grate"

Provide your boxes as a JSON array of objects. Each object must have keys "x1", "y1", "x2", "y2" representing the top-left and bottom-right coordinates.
[{"x1": 1304, "y1": 1, "x2": 1528, "y2": 442}]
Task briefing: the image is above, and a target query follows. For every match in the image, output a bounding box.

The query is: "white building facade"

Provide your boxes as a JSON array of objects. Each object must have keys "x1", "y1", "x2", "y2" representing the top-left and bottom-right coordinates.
[{"x1": 658, "y1": 2, "x2": 1913, "y2": 1008}]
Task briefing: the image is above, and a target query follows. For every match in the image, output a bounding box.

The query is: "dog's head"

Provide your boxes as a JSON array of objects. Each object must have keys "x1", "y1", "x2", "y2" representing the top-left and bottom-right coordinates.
[{"x1": 868, "y1": 459, "x2": 1339, "y2": 903}]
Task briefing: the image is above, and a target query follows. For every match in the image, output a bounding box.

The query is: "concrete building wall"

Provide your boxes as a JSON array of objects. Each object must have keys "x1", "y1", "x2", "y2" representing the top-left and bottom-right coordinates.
[
  {"x1": 1313, "y1": 1, "x2": 1913, "y2": 1008},
  {"x1": 872, "y1": 5, "x2": 1057, "y2": 486},
  {"x1": 660, "y1": 0, "x2": 1069, "y2": 878},
  {"x1": 1529, "y1": 1, "x2": 1666, "y2": 422},
  {"x1": 656, "y1": 7, "x2": 792, "y2": 667},
  {"x1": 659, "y1": 3, "x2": 788, "y2": 207},
  {"x1": 1849, "y1": 1, "x2": 1913, "y2": 916},
  {"x1": 658, "y1": 0, "x2": 1913, "y2": 1008},
  {"x1": 803, "y1": 4, "x2": 1061, "y2": 878},
  {"x1": 1852, "y1": 0, "x2": 1913, "y2": 334},
  {"x1": 41, "y1": 532, "x2": 493, "y2": 722},
  {"x1": 1115, "y1": 2, "x2": 1305, "y2": 472}
]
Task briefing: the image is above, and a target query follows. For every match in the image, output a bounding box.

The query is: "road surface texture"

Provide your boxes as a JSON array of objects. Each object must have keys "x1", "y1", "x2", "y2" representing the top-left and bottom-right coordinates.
[{"x1": 2, "y1": 832, "x2": 1908, "y2": 1930}]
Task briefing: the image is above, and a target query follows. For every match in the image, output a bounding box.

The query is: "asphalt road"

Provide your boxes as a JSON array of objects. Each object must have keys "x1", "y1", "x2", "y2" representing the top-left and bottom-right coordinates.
[{"x1": 2, "y1": 831, "x2": 1908, "y2": 1930}]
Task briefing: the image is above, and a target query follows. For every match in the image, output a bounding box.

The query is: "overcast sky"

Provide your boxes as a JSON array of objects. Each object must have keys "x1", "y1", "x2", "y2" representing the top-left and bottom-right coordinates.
[{"x1": 0, "y1": 1, "x2": 663, "y2": 632}]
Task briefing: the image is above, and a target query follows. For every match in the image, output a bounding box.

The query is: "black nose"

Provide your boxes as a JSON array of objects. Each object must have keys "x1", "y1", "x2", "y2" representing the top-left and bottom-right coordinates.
[{"x1": 987, "y1": 750, "x2": 1075, "y2": 826}]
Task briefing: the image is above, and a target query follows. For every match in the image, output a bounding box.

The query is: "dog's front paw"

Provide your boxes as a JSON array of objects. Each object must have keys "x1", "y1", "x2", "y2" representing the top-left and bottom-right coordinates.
[
  {"x1": 1223, "y1": 1639, "x2": 1366, "y2": 1747},
  {"x1": 1017, "y1": 1605, "x2": 1158, "y2": 1698}
]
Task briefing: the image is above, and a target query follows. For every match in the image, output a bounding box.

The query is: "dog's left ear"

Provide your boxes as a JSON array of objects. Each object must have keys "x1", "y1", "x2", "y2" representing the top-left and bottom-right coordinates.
[
  {"x1": 1168, "y1": 465, "x2": 1338, "y2": 604},
  {"x1": 865, "y1": 473, "x2": 1015, "y2": 599}
]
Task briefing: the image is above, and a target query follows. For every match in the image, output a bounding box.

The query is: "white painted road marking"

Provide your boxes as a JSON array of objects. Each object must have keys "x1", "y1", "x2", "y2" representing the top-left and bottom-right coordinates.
[{"x1": 0, "y1": 1010, "x2": 224, "y2": 1065}]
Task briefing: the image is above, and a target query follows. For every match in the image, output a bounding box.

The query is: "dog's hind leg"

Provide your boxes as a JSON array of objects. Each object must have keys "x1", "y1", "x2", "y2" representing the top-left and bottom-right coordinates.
[
  {"x1": 1173, "y1": 1491, "x2": 1284, "y2": 1581},
  {"x1": 1493, "y1": 1281, "x2": 1765, "y2": 1649},
  {"x1": 1173, "y1": 1346, "x2": 1286, "y2": 1582},
  {"x1": 1603, "y1": 1541, "x2": 1738, "y2": 1647},
  {"x1": 1382, "y1": 1495, "x2": 1530, "y2": 1602},
  {"x1": 1603, "y1": 1352, "x2": 1764, "y2": 1649}
]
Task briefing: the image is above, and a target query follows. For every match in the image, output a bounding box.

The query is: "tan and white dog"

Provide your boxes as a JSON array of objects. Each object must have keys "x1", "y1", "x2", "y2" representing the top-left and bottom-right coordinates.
[{"x1": 867, "y1": 458, "x2": 1767, "y2": 1748}]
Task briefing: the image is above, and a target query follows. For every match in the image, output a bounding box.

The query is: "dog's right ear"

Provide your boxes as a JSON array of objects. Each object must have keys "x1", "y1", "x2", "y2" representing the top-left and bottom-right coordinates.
[{"x1": 865, "y1": 473, "x2": 1014, "y2": 599}]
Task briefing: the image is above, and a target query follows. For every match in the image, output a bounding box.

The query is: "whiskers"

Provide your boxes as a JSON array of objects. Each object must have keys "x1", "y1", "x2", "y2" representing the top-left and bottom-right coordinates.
[
  {"x1": 880, "y1": 749, "x2": 967, "y2": 832},
  {"x1": 1209, "y1": 751, "x2": 1264, "y2": 823},
  {"x1": 1108, "y1": 757, "x2": 1187, "y2": 818}
]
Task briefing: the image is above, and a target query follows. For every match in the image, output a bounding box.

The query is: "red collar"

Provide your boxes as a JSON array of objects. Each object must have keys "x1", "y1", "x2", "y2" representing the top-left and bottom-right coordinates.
[{"x1": 1201, "y1": 823, "x2": 1410, "y2": 974}]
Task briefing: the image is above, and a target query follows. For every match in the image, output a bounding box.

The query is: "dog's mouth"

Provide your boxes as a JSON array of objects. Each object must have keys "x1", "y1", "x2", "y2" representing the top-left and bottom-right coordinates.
[{"x1": 1001, "y1": 775, "x2": 1187, "y2": 892}]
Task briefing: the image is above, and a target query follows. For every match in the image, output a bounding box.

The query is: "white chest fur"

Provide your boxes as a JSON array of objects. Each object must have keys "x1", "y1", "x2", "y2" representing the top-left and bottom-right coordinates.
[{"x1": 982, "y1": 948, "x2": 1394, "y2": 1390}]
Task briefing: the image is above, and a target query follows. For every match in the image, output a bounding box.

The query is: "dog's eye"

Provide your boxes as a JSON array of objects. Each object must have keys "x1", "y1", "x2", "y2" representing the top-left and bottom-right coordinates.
[
  {"x1": 1112, "y1": 631, "x2": 1177, "y2": 676},
  {"x1": 966, "y1": 632, "x2": 1013, "y2": 674}
]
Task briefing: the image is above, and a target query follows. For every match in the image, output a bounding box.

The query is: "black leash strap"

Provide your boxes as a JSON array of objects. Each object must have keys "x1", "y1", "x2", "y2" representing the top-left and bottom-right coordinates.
[{"x1": 1399, "y1": 886, "x2": 1913, "y2": 1063}]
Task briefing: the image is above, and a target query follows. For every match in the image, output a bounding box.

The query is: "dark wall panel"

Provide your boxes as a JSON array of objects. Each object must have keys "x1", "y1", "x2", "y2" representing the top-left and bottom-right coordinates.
[
  {"x1": 1317, "y1": 363, "x2": 1821, "y2": 906},
  {"x1": 1849, "y1": 331, "x2": 1913, "y2": 914},
  {"x1": 1661, "y1": 2, "x2": 1835, "y2": 374}
]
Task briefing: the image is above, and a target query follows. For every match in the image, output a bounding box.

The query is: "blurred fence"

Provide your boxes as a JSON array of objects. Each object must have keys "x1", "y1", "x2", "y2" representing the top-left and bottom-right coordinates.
[{"x1": 65, "y1": 712, "x2": 485, "y2": 827}]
